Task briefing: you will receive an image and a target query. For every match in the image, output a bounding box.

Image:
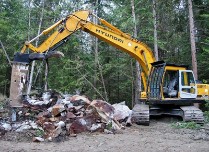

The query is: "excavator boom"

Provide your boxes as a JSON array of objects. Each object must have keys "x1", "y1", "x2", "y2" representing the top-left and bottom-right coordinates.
[{"x1": 20, "y1": 10, "x2": 155, "y2": 91}]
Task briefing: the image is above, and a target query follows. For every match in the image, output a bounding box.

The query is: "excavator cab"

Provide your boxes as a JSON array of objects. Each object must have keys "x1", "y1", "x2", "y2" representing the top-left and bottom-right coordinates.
[{"x1": 147, "y1": 61, "x2": 198, "y2": 102}]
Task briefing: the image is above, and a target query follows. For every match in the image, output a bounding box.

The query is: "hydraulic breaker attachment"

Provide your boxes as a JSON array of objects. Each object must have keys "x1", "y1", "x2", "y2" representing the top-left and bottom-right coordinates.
[
  {"x1": 9, "y1": 62, "x2": 29, "y2": 107},
  {"x1": 14, "y1": 52, "x2": 31, "y2": 64}
]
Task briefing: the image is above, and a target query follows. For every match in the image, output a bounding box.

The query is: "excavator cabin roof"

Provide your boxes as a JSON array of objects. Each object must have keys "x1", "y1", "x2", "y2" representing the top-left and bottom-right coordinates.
[{"x1": 151, "y1": 60, "x2": 189, "y2": 70}]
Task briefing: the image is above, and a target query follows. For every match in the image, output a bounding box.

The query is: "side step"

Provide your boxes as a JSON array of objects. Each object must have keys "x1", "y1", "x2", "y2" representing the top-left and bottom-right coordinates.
[
  {"x1": 180, "y1": 106, "x2": 204, "y2": 124},
  {"x1": 132, "y1": 104, "x2": 149, "y2": 125}
]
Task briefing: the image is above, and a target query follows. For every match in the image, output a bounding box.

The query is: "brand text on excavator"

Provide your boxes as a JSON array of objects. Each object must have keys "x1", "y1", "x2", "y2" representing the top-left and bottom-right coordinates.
[{"x1": 96, "y1": 29, "x2": 124, "y2": 43}]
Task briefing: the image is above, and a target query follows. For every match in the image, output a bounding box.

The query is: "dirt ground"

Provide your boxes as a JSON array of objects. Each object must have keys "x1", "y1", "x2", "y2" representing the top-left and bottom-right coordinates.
[{"x1": 0, "y1": 117, "x2": 209, "y2": 152}]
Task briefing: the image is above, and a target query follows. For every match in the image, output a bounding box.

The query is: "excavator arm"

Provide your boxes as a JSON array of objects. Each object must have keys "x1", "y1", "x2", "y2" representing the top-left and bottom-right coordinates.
[
  {"x1": 21, "y1": 11, "x2": 90, "y2": 53},
  {"x1": 20, "y1": 10, "x2": 155, "y2": 92}
]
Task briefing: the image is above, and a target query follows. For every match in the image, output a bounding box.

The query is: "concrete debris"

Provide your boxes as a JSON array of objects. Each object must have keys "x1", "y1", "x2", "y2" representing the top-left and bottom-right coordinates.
[
  {"x1": 90, "y1": 100, "x2": 115, "y2": 119},
  {"x1": 90, "y1": 123, "x2": 103, "y2": 132},
  {"x1": 33, "y1": 137, "x2": 45, "y2": 142},
  {"x1": 0, "y1": 126, "x2": 7, "y2": 136},
  {"x1": 47, "y1": 124, "x2": 63, "y2": 139},
  {"x1": 66, "y1": 111, "x2": 76, "y2": 119},
  {"x1": 112, "y1": 101, "x2": 132, "y2": 121},
  {"x1": 0, "y1": 120, "x2": 43, "y2": 134},
  {"x1": 104, "y1": 128, "x2": 114, "y2": 134},
  {"x1": 42, "y1": 92, "x2": 51, "y2": 101},
  {"x1": 0, "y1": 90, "x2": 133, "y2": 141},
  {"x1": 70, "y1": 95, "x2": 91, "y2": 105},
  {"x1": 26, "y1": 92, "x2": 52, "y2": 106},
  {"x1": 55, "y1": 121, "x2": 65, "y2": 128},
  {"x1": 69, "y1": 114, "x2": 104, "y2": 134},
  {"x1": 2, "y1": 123, "x2": 12, "y2": 131},
  {"x1": 89, "y1": 100, "x2": 124, "y2": 131},
  {"x1": 125, "y1": 113, "x2": 133, "y2": 126},
  {"x1": 15, "y1": 121, "x2": 40, "y2": 132},
  {"x1": 0, "y1": 108, "x2": 9, "y2": 118},
  {"x1": 51, "y1": 104, "x2": 65, "y2": 116},
  {"x1": 112, "y1": 101, "x2": 133, "y2": 126},
  {"x1": 42, "y1": 122, "x2": 56, "y2": 136}
]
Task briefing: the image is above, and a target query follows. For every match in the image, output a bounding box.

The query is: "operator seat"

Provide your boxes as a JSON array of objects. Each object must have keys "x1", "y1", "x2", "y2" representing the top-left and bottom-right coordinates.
[
  {"x1": 167, "y1": 77, "x2": 178, "y2": 97},
  {"x1": 163, "y1": 77, "x2": 178, "y2": 97}
]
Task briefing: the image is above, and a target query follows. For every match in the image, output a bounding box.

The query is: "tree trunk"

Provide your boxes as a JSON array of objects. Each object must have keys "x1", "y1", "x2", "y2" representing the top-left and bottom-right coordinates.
[
  {"x1": 188, "y1": 0, "x2": 198, "y2": 80},
  {"x1": 93, "y1": 0, "x2": 98, "y2": 97},
  {"x1": 27, "y1": 0, "x2": 31, "y2": 45},
  {"x1": 153, "y1": 0, "x2": 158, "y2": 60},
  {"x1": 92, "y1": 0, "x2": 108, "y2": 101},
  {"x1": 26, "y1": 0, "x2": 33, "y2": 95},
  {"x1": 130, "y1": 59, "x2": 134, "y2": 108},
  {"x1": 131, "y1": 0, "x2": 141, "y2": 104},
  {"x1": 27, "y1": 0, "x2": 45, "y2": 95},
  {"x1": 44, "y1": 60, "x2": 48, "y2": 91}
]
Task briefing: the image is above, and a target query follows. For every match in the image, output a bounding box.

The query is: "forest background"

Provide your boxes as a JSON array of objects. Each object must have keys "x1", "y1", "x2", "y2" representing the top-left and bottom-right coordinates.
[{"x1": 0, "y1": 0, "x2": 208, "y2": 107}]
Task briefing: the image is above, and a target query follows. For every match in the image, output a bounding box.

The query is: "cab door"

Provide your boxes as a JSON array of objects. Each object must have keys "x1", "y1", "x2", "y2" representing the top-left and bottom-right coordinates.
[
  {"x1": 147, "y1": 62, "x2": 165, "y2": 100},
  {"x1": 179, "y1": 70, "x2": 197, "y2": 99}
]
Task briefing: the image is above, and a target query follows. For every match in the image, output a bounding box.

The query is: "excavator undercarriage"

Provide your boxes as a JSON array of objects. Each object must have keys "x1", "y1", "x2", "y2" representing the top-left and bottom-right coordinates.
[
  {"x1": 132, "y1": 103, "x2": 205, "y2": 125},
  {"x1": 132, "y1": 105, "x2": 204, "y2": 125}
]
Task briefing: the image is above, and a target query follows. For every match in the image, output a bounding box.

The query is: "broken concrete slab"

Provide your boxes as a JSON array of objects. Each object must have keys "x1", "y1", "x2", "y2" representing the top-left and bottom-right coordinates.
[
  {"x1": 90, "y1": 100, "x2": 115, "y2": 119},
  {"x1": 15, "y1": 121, "x2": 40, "y2": 132},
  {"x1": 42, "y1": 121, "x2": 66, "y2": 140},
  {"x1": 88, "y1": 100, "x2": 123, "y2": 131},
  {"x1": 112, "y1": 101, "x2": 132, "y2": 121},
  {"x1": 2, "y1": 123, "x2": 12, "y2": 131},
  {"x1": 26, "y1": 98, "x2": 51, "y2": 106},
  {"x1": 51, "y1": 104, "x2": 65, "y2": 116},
  {"x1": 69, "y1": 116, "x2": 95, "y2": 134},
  {"x1": 32, "y1": 137, "x2": 45, "y2": 142},
  {"x1": 70, "y1": 95, "x2": 91, "y2": 106},
  {"x1": 66, "y1": 111, "x2": 76, "y2": 119}
]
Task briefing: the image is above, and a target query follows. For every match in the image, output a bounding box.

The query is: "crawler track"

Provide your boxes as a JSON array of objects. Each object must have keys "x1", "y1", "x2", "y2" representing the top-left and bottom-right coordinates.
[
  {"x1": 180, "y1": 106, "x2": 204, "y2": 124},
  {"x1": 132, "y1": 104, "x2": 149, "y2": 125}
]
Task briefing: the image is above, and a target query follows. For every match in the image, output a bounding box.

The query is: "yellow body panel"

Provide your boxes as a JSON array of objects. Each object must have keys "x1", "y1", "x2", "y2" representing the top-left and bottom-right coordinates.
[
  {"x1": 140, "y1": 91, "x2": 147, "y2": 99},
  {"x1": 165, "y1": 66, "x2": 187, "y2": 71},
  {"x1": 197, "y1": 84, "x2": 209, "y2": 97}
]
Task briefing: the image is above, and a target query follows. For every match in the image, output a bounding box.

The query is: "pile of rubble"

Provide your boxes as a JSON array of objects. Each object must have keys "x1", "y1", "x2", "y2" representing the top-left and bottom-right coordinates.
[{"x1": 0, "y1": 91, "x2": 132, "y2": 142}]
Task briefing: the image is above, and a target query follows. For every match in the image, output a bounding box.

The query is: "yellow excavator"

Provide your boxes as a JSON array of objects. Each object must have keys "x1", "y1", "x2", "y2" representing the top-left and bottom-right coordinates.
[{"x1": 10, "y1": 10, "x2": 206, "y2": 125}]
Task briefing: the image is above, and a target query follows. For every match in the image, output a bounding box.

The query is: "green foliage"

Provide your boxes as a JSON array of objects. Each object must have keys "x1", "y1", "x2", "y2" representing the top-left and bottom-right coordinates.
[
  {"x1": 0, "y1": 0, "x2": 28, "y2": 95},
  {"x1": 194, "y1": 1, "x2": 209, "y2": 82},
  {"x1": 204, "y1": 111, "x2": 209, "y2": 123},
  {"x1": 157, "y1": 0, "x2": 191, "y2": 64},
  {"x1": 171, "y1": 121, "x2": 201, "y2": 129},
  {"x1": 35, "y1": 129, "x2": 45, "y2": 137},
  {"x1": 204, "y1": 100, "x2": 209, "y2": 123}
]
